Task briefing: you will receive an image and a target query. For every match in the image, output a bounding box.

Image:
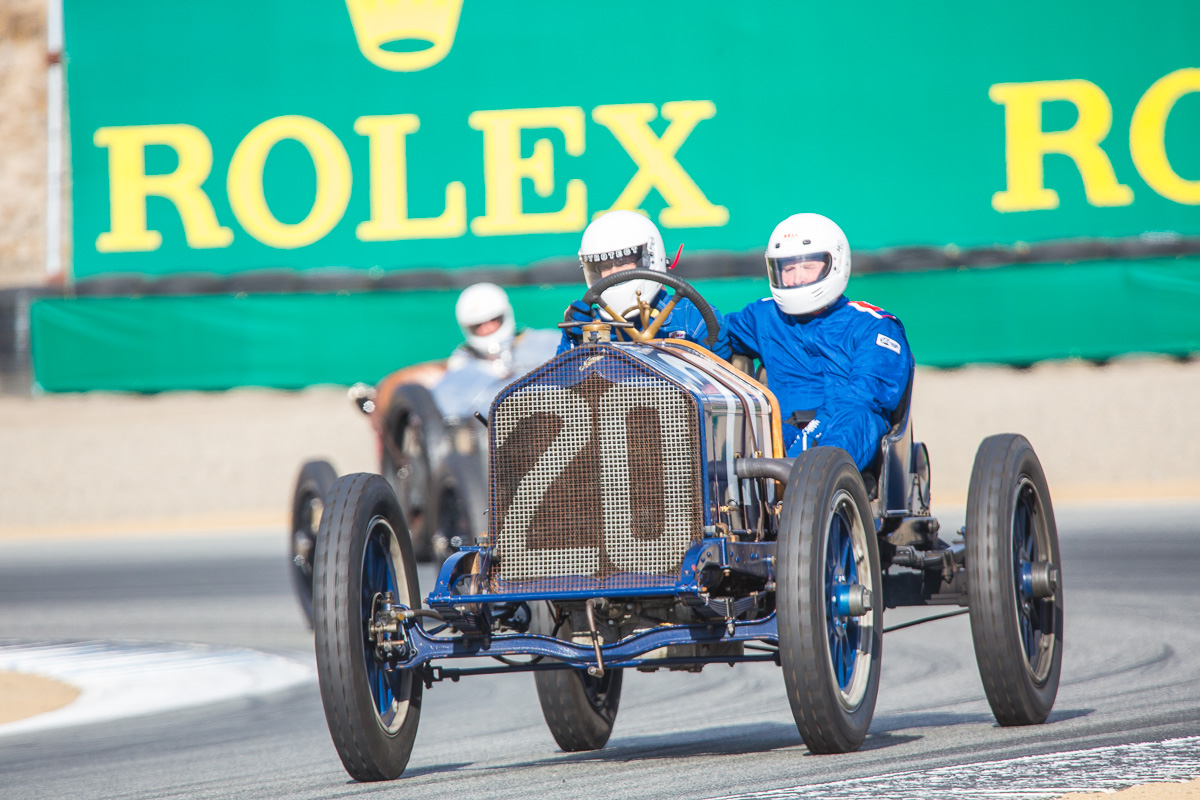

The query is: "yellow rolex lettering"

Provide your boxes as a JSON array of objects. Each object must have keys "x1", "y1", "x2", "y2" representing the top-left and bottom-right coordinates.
[
  {"x1": 990, "y1": 79, "x2": 1133, "y2": 212},
  {"x1": 94, "y1": 124, "x2": 232, "y2": 253},
  {"x1": 354, "y1": 114, "x2": 466, "y2": 240},
  {"x1": 468, "y1": 106, "x2": 586, "y2": 236},
  {"x1": 592, "y1": 101, "x2": 728, "y2": 228},
  {"x1": 227, "y1": 116, "x2": 352, "y2": 249},
  {"x1": 1130, "y1": 68, "x2": 1200, "y2": 205}
]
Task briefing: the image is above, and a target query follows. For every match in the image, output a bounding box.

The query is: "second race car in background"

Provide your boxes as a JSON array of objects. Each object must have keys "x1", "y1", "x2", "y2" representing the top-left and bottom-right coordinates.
[{"x1": 288, "y1": 329, "x2": 559, "y2": 627}]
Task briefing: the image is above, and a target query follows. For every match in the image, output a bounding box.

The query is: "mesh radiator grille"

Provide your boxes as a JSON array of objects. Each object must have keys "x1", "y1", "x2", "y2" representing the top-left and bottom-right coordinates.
[{"x1": 489, "y1": 348, "x2": 702, "y2": 592}]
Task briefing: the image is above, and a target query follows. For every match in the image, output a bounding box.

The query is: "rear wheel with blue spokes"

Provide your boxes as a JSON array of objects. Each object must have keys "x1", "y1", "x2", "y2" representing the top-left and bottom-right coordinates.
[
  {"x1": 314, "y1": 473, "x2": 423, "y2": 781},
  {"x1": 777, "y1": 448, "x2": 882, "y2": 754},
  {"x1": 966, "y1": 434, "x2": 1063, "y2": 726}
]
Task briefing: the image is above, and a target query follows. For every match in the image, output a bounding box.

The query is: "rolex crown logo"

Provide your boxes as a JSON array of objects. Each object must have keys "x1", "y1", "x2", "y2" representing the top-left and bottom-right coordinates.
[{"x1": 345, "y1": 0, "x2": 464, "y2": 72}]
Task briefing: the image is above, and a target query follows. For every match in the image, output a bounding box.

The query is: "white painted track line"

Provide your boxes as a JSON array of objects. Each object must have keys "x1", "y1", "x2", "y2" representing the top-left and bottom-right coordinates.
[{"x1": 0, "y1": 641, "x2": 314, "y2": 737}]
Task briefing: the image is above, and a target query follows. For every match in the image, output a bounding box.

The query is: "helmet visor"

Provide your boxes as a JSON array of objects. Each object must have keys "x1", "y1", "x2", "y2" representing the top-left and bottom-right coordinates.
[
  {"x1": 580, "y1": 244, "x2": 649, "y2": 286},
  {"x1": 767, "y1": 253, "x2": 833, "y2": 290},
  {"x1": 468, "y1": 315, "x2": 505, "y2": 338}
]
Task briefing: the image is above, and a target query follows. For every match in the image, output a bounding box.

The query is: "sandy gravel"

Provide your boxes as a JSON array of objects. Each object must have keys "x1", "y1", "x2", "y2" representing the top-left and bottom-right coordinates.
[
  {"x1": 0, "y1": 355, "x2": 1197, "y2": 536},
  {"x1": 0, "y1": 384, "x2": 378, "y2": 535},
  {"x1": 1059, "y1": 780, "x2": 1200, "y2": 800},
  {"x1": 0, "y1": 671, "x2": 78, "y2": 724}
]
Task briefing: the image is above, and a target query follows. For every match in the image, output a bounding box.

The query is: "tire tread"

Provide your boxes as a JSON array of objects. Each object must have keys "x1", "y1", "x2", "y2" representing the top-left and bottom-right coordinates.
[
  {"x1": 314, "y1": 473, "x2": 422, "y2": 781},
  {"x1": 966, "y1": 434, "x2": 1062, "y2": 727},
  {"x1": 777, "y1": 448, "x2": 882, "y2": 754}
]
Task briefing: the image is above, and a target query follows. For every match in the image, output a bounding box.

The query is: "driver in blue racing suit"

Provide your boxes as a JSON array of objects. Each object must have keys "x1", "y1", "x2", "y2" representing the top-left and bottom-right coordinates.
[
  {"x1": 558, "y1": 210, "x2": 730, "y2": 359},
  {"x1": 725, "y1": 213, "x2": 914, "y2": 471}
]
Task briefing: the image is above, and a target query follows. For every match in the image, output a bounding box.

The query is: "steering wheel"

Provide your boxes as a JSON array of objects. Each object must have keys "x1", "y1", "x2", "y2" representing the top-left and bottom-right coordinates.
[{"x1": 576, "y1": 268, "x2": 720, "y2": 349}]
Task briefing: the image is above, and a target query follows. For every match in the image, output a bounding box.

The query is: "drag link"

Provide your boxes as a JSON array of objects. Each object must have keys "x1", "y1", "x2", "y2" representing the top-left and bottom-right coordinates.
[{"x1": 584, "y1": 598, "x2": 605, "y2": 677}]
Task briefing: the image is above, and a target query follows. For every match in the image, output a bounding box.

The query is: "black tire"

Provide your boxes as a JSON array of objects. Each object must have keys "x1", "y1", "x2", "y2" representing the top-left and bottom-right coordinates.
[
  {"x1": 966, "y1": 434, "x2": 1063, "y2": 726},
  {"x1": 776, "y1": 448, "x2": 883, "y2": 754},
  {"x1": 381, "y1": 384, "x2": 447, "y2": 563},
  {"x1": 289, "y1": 459, "x2": 337, "y2": 629},
  {"x1": 531, "y1": 602, "x2": 623, "y2": 752},
  {"x1": 430, "y1": 452, "x2": 488, "y2": 563},
  {"x1": 313, "y1": 473, "x2": 423, "y2": 781}
]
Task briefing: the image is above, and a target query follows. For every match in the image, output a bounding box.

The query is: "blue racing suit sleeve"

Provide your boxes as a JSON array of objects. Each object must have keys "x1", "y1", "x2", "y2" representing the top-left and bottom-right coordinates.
[
  {"x1": 556, "y1": 293, "x2": 731, "y2": 358},
  {"x1": 656, "y1": 296, "x2": 731, "y2": 359},
  {"x1": 556, "y1": 300, "x2": 595, "y2": 354},
  {"x1": 725, "y1": 301, "x2": 766, "y2": 358},
  {"x1": 800, "y1": 317, "x2": 914, "y2": 470},
  {"x1": 556, "y1": 331, "x2": 574, "y2": 355}
]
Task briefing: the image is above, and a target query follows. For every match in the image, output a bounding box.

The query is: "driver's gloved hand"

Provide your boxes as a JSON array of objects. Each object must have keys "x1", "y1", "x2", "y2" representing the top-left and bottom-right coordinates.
[{"x1": 562, "y1": 300, "x2": 594, "y2": 341}]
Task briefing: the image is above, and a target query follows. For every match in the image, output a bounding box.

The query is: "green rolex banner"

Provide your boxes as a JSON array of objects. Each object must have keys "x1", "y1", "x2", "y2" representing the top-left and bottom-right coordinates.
[
  {"x1": 66, "y1": 1, "x2": 1200, "y2": 282},
  {"x1": 30, "y1": 258, "x2": 1200, "y2": 392}
]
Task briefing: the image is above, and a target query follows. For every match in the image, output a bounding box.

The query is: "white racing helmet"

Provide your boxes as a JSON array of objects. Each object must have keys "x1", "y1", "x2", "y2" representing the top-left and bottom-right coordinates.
[
  {"x1": 578, "y1": 210, "x2": 666, "y2": 319},
  {"x1": 765, "y1": 213, "x2": 851, "y2": 315},
  {"x1": 455, "y1": 282, "x2": 515, "y2": 356}
]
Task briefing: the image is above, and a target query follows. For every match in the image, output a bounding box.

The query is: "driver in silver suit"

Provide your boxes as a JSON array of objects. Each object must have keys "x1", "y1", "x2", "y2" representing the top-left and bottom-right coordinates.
[{"x1": 438, "y1": 282, "x2": 559, "y2": 418}]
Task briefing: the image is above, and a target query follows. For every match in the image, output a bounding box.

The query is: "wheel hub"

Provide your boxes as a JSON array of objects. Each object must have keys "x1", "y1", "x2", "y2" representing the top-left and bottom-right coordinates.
[
  {"x1": 1019, "y1": 561, "x2": 1059, "y2": 599},
  {"x1": 369, "y1": 591, "x2": 410, "y2": 662},
  {"x1": 832, "y1": 584, "x2": 874, "y2": 617}
]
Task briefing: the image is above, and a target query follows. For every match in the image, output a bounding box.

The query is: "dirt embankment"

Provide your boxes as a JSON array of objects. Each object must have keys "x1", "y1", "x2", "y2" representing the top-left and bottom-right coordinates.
[{"x1": 0, "y1": 0, "x2": 56, "y2": 288}]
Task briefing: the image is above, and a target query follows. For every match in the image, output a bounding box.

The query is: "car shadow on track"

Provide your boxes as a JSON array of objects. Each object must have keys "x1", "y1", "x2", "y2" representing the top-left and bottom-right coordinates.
[
  {"x1": 346, "y1": 762, "x2": 474, "y2": 783},
  {"x1": 491, "y1": 722, "x2": 919, "y2": 771},
  {"x1": 870, "y1": 707, "x2": 1094, "y2": 733}
]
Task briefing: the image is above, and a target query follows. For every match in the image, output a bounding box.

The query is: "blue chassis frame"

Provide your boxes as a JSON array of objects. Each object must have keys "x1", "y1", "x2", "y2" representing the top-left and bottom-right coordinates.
[{"x1": 388, "y1": 537, "x2": 780, "y2": 674}]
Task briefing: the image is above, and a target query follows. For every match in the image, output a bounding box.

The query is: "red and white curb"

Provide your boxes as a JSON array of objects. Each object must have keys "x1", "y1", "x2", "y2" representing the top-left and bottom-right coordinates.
[
  {"x1": 707, "y1": 736, "x2": 1200, "y2": 800},
  {"x1": 0, "y1": 641, "x2": 313, "y2": 737}
]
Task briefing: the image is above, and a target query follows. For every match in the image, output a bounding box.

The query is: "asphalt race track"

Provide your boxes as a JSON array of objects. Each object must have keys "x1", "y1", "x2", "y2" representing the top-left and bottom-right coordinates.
[{"x1": 1, "y1": 501, "x2": 1198, "y2": 800}]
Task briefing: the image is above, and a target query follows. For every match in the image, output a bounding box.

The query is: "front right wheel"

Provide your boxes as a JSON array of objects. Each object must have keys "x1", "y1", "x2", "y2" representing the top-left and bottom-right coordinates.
[
  {"x1": 776, "y1": 448, "x2": 882, "y2": 754},
  {"x1": 966, "y1": 434, "x2": 1063, "y2": 726}
]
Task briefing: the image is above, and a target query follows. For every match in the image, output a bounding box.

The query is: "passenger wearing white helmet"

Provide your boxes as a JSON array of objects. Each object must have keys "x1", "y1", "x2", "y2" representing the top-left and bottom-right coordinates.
[
  {"x1": 725, "y1": 213, "x2": 914, "y2": 471},
  {"x1": 559, "y1": 209, "x2": 730, "y2": 358}
]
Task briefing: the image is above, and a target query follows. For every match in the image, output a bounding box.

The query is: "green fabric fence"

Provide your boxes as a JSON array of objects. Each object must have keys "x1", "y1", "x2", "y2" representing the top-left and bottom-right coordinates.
[{"x1": 31, "y1": 257, "x2": 1200, "y2": 393}]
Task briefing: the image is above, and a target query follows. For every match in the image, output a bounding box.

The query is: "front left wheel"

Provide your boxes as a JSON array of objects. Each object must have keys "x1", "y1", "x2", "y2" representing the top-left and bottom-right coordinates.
[
  {"x1": 314, "y1": 473, "x2": 423, "y2": 781},
  {"x1": 776, "y1": 448, "x2": 882, "y2": 754}
]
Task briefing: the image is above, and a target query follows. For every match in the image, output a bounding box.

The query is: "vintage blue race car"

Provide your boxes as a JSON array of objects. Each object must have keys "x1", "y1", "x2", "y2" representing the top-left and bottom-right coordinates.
[{"x1": 309, "y1": 270, "x2": 1064, "y2": 781}]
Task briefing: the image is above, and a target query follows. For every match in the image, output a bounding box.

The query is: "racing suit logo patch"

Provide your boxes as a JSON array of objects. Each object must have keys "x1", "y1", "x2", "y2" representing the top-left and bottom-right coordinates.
[{"x1": 876, "y1": 333, "x2": 901, "y2": 354}]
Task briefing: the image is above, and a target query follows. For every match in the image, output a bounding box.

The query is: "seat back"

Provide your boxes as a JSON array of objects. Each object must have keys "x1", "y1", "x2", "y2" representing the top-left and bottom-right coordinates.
[{"x1": 870, "y1": 374, "x2": 919, "y2": 518}]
